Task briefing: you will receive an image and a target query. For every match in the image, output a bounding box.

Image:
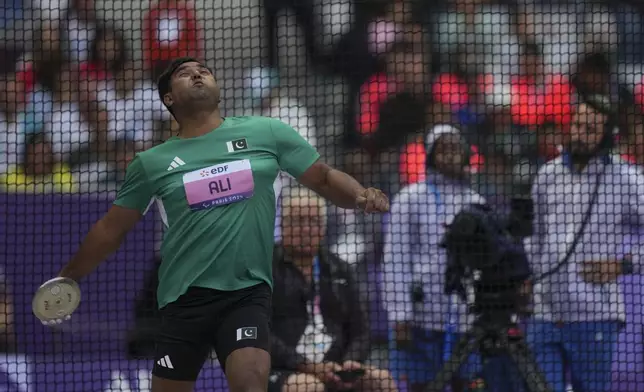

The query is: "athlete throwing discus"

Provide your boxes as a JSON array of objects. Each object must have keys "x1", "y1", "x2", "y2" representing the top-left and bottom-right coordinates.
[{"x1": 34, "y1": 57, "x2": 389, "y2": 392}]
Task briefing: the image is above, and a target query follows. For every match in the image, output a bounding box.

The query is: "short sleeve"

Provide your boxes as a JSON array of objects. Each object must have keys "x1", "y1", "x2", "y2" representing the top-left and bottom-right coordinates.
[
  {"x1": 270, "y1": 118, "x2": 320, "y2": 179},
  {"x1": 113, "y1": 155, "x2": 154, "y2": 214}
]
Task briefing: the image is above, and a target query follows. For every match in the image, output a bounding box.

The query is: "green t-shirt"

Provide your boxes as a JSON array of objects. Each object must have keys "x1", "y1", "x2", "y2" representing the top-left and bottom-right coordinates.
[{"x1": 114, "y1": 116, "x2": 320, "y2": 308}]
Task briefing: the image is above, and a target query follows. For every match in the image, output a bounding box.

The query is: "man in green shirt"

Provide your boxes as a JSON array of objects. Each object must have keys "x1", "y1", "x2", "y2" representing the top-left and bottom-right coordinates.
[{"x1": 38, "y1": 57, "x2": 390, "y2": 392}]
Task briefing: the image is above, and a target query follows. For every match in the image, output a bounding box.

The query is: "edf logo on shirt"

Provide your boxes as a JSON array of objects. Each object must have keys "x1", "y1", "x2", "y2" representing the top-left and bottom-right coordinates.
[
  {"x1": 200, "y1": 165, "x2": 229, "y2": 177},
  {"x1": 236, "y1": 327, "x2": 258, "y2": 341}
]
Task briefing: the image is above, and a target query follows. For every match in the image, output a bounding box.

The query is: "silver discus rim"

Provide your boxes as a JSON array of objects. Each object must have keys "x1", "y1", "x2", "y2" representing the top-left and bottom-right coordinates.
[{"x1": 32, "y1": 277, "x2": 81, "y2": 322}]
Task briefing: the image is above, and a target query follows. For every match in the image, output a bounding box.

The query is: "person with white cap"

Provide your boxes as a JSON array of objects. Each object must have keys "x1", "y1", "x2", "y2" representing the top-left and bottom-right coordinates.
[
  {"x1": 382, "y1": 124, "x2": 486, "y2": 392},
  {"x1": 383, "y1": 124, "x2": 524, "y2": 392}
]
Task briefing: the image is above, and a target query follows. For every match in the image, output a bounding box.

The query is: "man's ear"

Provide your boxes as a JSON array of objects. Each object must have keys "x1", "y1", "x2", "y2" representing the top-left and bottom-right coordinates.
[{"x1": 163, "y1": 93, "x2": 173, "y2": 109}]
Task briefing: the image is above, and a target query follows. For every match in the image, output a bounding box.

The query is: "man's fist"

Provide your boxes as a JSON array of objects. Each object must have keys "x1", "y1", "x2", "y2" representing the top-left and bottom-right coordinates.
[{"x1": 356, "y1": 188, "x2": 390, "y2": 213}]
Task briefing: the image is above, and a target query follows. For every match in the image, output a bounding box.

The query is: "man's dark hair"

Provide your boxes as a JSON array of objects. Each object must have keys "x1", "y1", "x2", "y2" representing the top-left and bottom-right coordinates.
[
  {"x1": 582, "y1": 93, "x2": 616, "y2": 118},
  {"x1": 156, "y1": 57, "x2": 209, "y2": 115}
]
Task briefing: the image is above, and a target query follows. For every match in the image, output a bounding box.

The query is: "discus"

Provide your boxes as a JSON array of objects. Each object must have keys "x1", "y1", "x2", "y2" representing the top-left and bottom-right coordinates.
[{"x1": 32, "y1": 277, "x2": 81, "y2": 323}]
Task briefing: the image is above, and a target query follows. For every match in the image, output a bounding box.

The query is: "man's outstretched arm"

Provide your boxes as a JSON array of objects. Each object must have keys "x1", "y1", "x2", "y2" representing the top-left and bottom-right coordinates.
[
  {"x1": 58, "y1": 153, "x2": 154, "y2": 281},
  {"x1": 268, "y1": 119, "x2": 388, "y2": 212},
  {"x1": 297, "y1": 160, "x2": 389, "y2": 212},
  {"x1": 58, "y1": 205, "x2": 142, "y2": 280}
]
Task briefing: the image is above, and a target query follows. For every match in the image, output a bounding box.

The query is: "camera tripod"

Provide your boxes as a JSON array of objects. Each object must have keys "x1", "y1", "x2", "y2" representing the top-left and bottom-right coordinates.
[{"x1": 424, "y1": 316, "x2": 552, "y2": 392}]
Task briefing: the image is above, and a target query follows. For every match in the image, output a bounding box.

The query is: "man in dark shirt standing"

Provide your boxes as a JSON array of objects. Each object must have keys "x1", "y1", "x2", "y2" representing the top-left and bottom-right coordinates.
[{"x1": 270, "y1": 188, "x2": 398, "y2": 392}]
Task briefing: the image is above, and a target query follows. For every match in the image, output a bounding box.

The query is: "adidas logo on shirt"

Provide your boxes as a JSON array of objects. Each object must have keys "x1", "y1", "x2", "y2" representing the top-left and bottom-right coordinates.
[
  {"x1": 167, "y1": 156, "x2": 186, "y2": 171},
  {"x1": 157, "y1": 355, "x2": 175, "y2": 369}
]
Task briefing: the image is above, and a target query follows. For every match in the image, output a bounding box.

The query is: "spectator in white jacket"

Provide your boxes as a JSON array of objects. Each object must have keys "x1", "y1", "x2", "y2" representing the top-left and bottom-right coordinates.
[
  {"x1": 382, "y1": 125, "x2": 519, "y2": 392},
  {"x1": 525, "y1": 97, "x2": 644, "y2": 392}
]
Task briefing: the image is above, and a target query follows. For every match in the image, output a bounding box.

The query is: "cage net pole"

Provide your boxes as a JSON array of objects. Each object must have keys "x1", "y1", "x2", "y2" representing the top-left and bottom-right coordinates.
[{"x1": 0, "y1": 0, "x2": 643, "y2": 391}]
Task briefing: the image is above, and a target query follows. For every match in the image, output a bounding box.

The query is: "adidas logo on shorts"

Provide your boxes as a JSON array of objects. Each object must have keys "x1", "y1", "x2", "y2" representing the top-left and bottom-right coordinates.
[{"x1": 157, "y1": 355, "x2": 175, "y2": 369}]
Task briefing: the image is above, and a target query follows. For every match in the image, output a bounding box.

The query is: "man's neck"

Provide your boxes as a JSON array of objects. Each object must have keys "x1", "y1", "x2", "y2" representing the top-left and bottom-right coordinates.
[{"x1": 178, "y1": 108, "x2": 224, "y2": 138}]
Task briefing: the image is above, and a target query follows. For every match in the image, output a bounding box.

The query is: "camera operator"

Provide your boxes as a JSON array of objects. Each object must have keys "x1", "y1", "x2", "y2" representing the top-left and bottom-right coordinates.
[
  {"x1": 383, "y1": 125, "x2": 515, "y2": 392},
  {"x1": 524, "y1": 97, "x2": 644, "y2": 392}
]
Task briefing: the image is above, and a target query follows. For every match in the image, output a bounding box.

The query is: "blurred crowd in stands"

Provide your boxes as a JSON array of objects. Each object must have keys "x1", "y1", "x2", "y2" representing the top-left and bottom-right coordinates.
[
  {"x1": 0, "y1": 0, "x2": 180, "y2": 194},
  {"x1": 1, "y1": 0, "x2": 644, "y2": 224}
]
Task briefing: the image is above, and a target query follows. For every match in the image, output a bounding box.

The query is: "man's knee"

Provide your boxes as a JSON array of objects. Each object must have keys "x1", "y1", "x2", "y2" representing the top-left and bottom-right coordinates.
[
  {"x1": 282, "y1": 373, "x2": 325, "y2": 392},
  {"x1": 225, "y1": 347, "x2": 271, "y2": 392}
]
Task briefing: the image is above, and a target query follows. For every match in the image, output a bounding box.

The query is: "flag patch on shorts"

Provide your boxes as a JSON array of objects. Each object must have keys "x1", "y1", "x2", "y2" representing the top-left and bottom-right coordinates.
[{"x1": 236, "y1": 326, "x2": 257, "y2": 341}]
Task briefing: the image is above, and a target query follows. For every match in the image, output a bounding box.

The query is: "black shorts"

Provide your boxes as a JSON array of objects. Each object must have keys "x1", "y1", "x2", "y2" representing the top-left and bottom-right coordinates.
[{"x1": 153, "y1": 283, "x2": 272, "y2": 381}]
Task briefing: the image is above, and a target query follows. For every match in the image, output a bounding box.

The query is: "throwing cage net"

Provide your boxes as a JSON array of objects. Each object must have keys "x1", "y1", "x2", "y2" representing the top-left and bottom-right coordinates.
[{"x1": 1, "y1": 0, "x2": 644, "y2": 391}]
